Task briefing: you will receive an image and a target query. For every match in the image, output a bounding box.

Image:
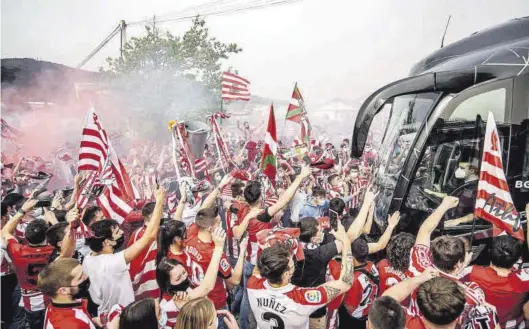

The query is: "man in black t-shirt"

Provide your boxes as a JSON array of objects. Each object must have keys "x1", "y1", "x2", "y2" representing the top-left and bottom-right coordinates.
[{"x1": 292, "y1": 216, "x2": 343, "y2": 329}]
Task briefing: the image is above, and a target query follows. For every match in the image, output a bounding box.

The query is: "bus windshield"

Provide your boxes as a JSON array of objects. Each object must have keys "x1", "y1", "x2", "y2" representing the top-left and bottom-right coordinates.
[{"x1": 367, "y1": 93, "x2": 439, "y2": 223}]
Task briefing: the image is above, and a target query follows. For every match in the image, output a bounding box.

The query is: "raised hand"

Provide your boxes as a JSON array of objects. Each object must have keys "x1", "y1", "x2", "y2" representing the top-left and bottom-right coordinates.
[
  {"x1": 219, "y1": 174, "x2": 234, "y2": 190},
  {"x1": 239, "y1": 236, "x2": 249, "y2": 253},
  {"x1": 387, "y1": 211, "x2": 401, "y2": 228},
  {"x1": 419, "y1": 268, "x2": 439, "y2": 282},
  {"x1": 154, "y1": 185, "x2": 166, "y2": 203},
  {"x1": 299, "y1": 166, "x2": 311, "y2": 179},
  {"x1": 173, "y1": 291, "x2": 190, "y2": 302},
  {"x1": 66, "y1": 208, "x2": 80, "y2": 223},
  {"x1": 21, "y1": 199, "x2": 38, "y2": 212},
  {"x1": 332, "y1": 219, "x2": 348, "y2": 243},
  {"x1": 212, "y1": 227, "x2": 227, "y2": 248},
  {"x1": 217, "y1": 309, "x2": 239, "y2": 329}
]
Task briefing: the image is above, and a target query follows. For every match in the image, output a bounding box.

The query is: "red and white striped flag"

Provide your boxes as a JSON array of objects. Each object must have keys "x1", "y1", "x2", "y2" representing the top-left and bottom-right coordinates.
[
  {"x1": 221, "y1": 72, "x2": 250, "y2": 102},
  {"x1": 194, "y1": 158, "x2": 207, "y2": 174},
  {"x1": 166, "y1": 191, "x2": 178, "y2": 215},
  {"x1": 474, "y1": 112, "x2": 524, "y2": 241},
  {"x1": 78, "y1": 108, "x2": 109, "y2": 172},
  {"x1": 78, "y1": 107, "x2": 133, "y2": 223}
]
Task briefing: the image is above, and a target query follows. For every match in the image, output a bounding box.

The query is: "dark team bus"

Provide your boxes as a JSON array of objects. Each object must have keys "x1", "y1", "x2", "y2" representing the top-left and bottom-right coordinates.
[{"x1": 351, "y1": 17, "x2": 529, "y2": 261}]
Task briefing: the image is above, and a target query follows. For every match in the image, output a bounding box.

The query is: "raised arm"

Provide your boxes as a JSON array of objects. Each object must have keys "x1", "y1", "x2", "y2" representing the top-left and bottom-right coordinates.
[
  {"x1": 189, "y1": 228, "x2": 226, "y2": 299},
  {"x1": 226, "y1": 237, "x2": 249, "y2": 287},
  {"x1": 1, "y1": 199, "x2": 37, "y2": 240},
  {"x1": 64, "y1": 174, "x2": 83, "y2": 211},
  {"x1": 415, "y1": 196, "x2": 459, "y2": 247},
  {"x1": 346, "y1": 189, "x2": 378, "y2": 242},
  {"x1": 383, "y1": 268, "x2": 438, "y2": 302},
  {"x1": 58, "y1": 209, "x2": 81, "y2": 259},
  {"x1": 200, "y1": 175, "x2": 234, "y2": 210},
  {"x1": 368, "y1": 211, "x2": 400, "y2": 254},
  {"x1": 124, "y1": 186, "x2": 165, "y2": 264},
  {"x1": 362, "y1": 204, "x2": 375, "y2": 235},
  {"x1": 173, "y1": 185, "x2": 187, "y2": 221},
  {"x1": 267, "y1": 166, "x2": 311, "y2": 216},
  {"x1": 321, "y1": 221, "x2": 353, "y2": 302}
]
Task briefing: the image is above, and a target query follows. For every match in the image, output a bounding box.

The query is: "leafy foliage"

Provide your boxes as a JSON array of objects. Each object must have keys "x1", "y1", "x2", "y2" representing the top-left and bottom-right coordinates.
[{"x1": 103, "y1": 17, "x2": 242, "y2": 137}]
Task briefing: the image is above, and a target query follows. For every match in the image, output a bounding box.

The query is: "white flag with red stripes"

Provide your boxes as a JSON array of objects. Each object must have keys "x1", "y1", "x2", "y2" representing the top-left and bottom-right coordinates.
[
  {"x1": 221, "y1": 72, "x2": 250, "y2": 101},
  {"x1": 194, "y1": 158, "x2": 207, "y2": 174},
  {"x1": 77, "y1": 107, "x2": 133, "y2": 222},
  {"x1": 78, "y1": 108, "x2": 109, "y2": 172},
  {"x1": 474, "y1": 112, "x2": 524, "y2": 241}
]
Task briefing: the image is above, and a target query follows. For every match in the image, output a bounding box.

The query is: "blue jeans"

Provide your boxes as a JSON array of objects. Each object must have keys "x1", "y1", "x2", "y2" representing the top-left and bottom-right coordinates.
[{"x1": 239, "y1": 260, "x2": 255, "y2": 329}]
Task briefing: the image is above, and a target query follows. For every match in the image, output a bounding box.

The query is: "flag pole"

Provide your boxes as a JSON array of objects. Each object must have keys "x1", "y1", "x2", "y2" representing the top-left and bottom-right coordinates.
[{"x1": 280, "y1": 82, "x2": 296, "y2": 144}]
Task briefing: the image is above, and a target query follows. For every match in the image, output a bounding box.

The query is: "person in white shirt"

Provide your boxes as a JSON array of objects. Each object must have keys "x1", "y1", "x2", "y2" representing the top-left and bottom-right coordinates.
[{"x1": 83, "y1": 186, "x2": 165, "y2": 319}]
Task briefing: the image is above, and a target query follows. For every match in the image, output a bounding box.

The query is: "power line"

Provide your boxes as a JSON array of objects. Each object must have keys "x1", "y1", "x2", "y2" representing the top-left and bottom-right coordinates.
[
  {"x1": 129, "y1": 0, "x2": 300, "y2": 26},
  {"x1": 77, "y1": 0, "x2": 301, "y2": 68},
  {"x1": 77, "y1": 24, "x2": 121, "y2": 68}
]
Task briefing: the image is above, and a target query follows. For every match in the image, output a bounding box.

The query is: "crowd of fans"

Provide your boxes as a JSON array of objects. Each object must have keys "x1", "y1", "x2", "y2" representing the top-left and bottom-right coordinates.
[{"x1": 1, "y1": 133, "x2": 528, "y2": 329}]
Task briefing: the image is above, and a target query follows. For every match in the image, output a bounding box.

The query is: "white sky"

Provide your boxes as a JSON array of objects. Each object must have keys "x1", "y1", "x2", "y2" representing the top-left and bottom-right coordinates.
[{"x1": 2, "y1": 0, "x2": 528, "y2": 105}]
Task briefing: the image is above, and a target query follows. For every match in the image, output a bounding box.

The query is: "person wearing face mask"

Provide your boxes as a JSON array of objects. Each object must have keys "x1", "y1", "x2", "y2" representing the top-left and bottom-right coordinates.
[
  {"x1": 424, "y1": 162, "x2": 480, "y2": 227},
  {"x1": 299, "y1": 186, "x2": 330, "y2": 219},
  {"x1": 176, "y1": 297, "x2": 239, "y2": 329},
  {"x1": 38, "y1": 258, "x2": 95, "y2": 329},
  {"x1": 156, "y1": 227, "x2": 228, "y2": 329},
  {"x1": 291, "y1": 216, "x2": 344, "y2": 329},
  {"x1": 83, "y1": 185, "x2": 165, "y2": 321}
]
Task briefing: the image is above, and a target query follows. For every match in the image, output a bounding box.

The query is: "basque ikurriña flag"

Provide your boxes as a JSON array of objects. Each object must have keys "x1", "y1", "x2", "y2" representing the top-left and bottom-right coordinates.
[{"x1": 261, "y1": 103, "x2": 277, "y2": 186}]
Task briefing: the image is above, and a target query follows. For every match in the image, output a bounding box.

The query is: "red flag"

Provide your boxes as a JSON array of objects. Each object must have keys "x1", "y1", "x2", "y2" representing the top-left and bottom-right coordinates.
[
  {"x1": 474, "y1": 112, "x2": 524, "y2": 241},
  {"x1": 261, "y1": 103, "x2": 277, "y2": 186}
]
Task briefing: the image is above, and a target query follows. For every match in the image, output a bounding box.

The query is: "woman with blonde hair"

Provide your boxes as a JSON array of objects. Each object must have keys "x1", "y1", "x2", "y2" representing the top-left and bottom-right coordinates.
[{"x1": 175, "y1": 297, "x2": 238, "y2": 329}]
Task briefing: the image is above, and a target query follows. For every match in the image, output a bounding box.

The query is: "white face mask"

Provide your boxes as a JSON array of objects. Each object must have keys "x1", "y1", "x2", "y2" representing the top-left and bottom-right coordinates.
[{"x1": 454, "y1": 168, "x2": 467, "y2": 179}]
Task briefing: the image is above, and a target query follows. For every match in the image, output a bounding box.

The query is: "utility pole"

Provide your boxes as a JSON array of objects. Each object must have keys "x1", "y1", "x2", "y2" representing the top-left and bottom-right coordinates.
[{"x1": 119, "y1": 20, "x2": 127, "y2": 58}]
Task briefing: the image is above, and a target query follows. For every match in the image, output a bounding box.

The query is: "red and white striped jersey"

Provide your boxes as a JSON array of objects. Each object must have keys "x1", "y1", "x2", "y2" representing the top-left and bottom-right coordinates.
[
  {"x1": 43, "y1": 300, "x2": 96, "y2": 329},
  {"x1": 247, "y1": 275, "x2": 329, "y2": 329},
  {"x1": 185, "y1": 228, "x2": 233, "y2": 310},
  {"x1": 342, "y1": 262, "x2": 379, "y2": 320},
  {"x1": 406, "y1": 243, "x2": 499, "y2": 329},
  {"x1": 167, "y1": 250, "x2": 192, "y2": 278},
  {"x1": 326, "y1": 259, "x2": 344, "y2": 329},
  {"x1": 7, "y1": 238, "x2": 54, "y2": 311},
  {"x1": 159, "y1": 293, "x2": 181, "y2": 329},
  {"x1": 463, "y1": 265, "x2": 529, "y2": 329},
  {"x1": 127, "y1": 226, "x2": 159, "y2": 300},
  {"x1": 377, "y1": 259, "x2": 411, "y2": 298}
]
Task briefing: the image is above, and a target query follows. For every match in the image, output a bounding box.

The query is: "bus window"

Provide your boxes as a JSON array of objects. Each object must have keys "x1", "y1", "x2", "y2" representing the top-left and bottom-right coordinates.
[
  {"x1": 448, "y1": 88, "x2": 506, "y2": 123},
  {"x1": 405, "y1": 127, "x2": 510, "y2": 228}
]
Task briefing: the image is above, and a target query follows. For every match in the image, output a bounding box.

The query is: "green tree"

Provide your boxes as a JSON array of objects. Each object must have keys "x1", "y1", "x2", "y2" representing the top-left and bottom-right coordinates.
[{"x1": 103, "y1": 17, "x2": 242, "y2": 137}]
